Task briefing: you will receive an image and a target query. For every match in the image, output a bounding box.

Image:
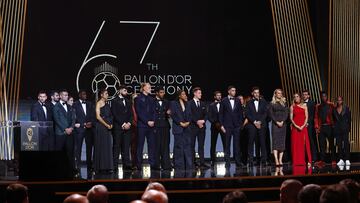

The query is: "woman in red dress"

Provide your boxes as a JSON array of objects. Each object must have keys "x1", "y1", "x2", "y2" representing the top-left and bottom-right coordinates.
[{"x1": 290, "y1": 93, "x2": 312, "y2": 167}]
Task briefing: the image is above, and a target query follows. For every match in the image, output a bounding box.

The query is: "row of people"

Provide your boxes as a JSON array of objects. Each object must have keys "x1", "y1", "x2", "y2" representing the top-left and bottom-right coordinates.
[{"x1": 30, "y1": 84, "x2": 351, "y2": 177}]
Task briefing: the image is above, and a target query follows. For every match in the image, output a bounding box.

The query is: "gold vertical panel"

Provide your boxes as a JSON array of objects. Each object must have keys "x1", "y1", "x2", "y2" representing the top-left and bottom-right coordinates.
[
  {"x1": 270, "y1": 0, "x2": 323, "y2": 106},
  {"x1": 0, "y1": 0, "x2": 27, "y2": 160},
  {"x1": 329, "y1": 0, "x2": 360, "y2": 152}
]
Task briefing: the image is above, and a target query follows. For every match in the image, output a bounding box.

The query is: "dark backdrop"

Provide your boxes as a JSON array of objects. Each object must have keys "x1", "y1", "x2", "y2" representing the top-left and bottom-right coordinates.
[{"x1": 21, "y1": 0, "x2": 280, "y2": 101}]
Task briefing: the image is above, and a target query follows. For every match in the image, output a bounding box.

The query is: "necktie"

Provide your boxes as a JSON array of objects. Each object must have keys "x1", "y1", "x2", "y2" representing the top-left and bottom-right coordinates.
[{"x1": 196, "y1": 100, "x2": 200, "y2": 107}]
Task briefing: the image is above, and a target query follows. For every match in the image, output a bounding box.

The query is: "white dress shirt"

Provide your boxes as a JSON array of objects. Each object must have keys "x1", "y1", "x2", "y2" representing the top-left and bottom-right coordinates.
[
  {"x1": 229, "y1": 96, "x2": 235, "y2": 109},
  {"x1": 79, "y1": 99, "x2": 87, "y2": 115},
  {"x1": 40, "y1": 101, "x2": 47, "y2": 119},
  {"x1": 216, "y1": 102, "x2": 220, "y2": 112},
  {"x1": 254, "y1": 100, "x2": 259, "y2": 112},
  {"x1": 61, "y1": 101, "x2": 68, "y2": 112}
]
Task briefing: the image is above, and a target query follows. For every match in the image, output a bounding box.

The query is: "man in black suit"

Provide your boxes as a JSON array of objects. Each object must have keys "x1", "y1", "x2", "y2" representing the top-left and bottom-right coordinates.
[
  {"x1": 208, "y1": 91, "x2": 225, "y2": 166},
  {"x1": 219, "y1": 86, "x2": 244, "y2": 168},
  {"x1": 53, "y1": 89, "x2": 76, "y2": 177},
  {"x1": 50, "y1": 90, "x2": 59, "y2": 106},
  {"x1": 73, "y1": 90, "x2": 95, "y2": 173},
  {"x1": 188, "y1": 87, "x2": 210, "y2": 169},
  {"x1": 30, "y1": 90, "x2": 54, "y2": 151},
  {"x1": 302, "y1": 90, "x2": 318, "y2": 163},
  {"x1": 154, "y1": 86, "x2": 172, "y2": 170},
  {"x1": 112, "y1": 85, "x2": 133, "y2": 170},
  {"x1": 246, "y1": 87, "x2": 268, "y2": 166}
]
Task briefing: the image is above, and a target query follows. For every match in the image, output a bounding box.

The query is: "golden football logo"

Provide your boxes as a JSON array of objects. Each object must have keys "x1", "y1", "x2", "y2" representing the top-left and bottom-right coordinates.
[{"x1": 26, "y1": 127, "x2": 33, "y2": 142}]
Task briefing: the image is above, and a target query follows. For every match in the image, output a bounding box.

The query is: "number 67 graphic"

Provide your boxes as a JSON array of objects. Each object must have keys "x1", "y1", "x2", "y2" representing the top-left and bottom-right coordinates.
[{"x1": 76, "y1": 20, "x2": 160, "y2": 91}]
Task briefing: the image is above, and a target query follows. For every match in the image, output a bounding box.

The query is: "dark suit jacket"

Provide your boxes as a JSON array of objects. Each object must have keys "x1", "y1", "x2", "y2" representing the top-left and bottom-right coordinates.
[
  {"x1": 208, "y1": 101, "x2": 221, "y2": 124},
  {"x1": 305, "y1": 99, "x2": 315, "y2": 124},
  {"x1": 245, "y1": 98, "x2": 268, "y2": 124},
  {"x1": 30, "y1": 101, "x2": 53, "y2": 122},
  {"x1": 111, "y1": 96, "x2": 133, "y2": 130},
  {"x1": 53, "y1": 102, "x2": 74, "y2": 135},
  {"x1": 187, "y1": 99, "x2": 207, "y2": 128},
  {"x1": 170, "y1": 100, "x2": 191, "y2": 134},
  {"x1": 135, "y1": 93, "x2": 156, "y2": 128},
  {"x1": 219, "y1": 97, "x2": 243, "y2": 129},
  {"x1": 73, "y1": 100, "x2": 95, "y2": 134},
  {"x1": 154, "y1": 99, "x2": 170, "y2": 128}
]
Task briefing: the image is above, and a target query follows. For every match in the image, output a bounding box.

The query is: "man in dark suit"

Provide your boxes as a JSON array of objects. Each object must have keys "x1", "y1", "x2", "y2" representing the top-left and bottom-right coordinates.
[
  {"x1": 302, "y1": 90, "x2": 318, "y2": 163},
  {"x1": 73, "y1": 90, "x2": 95, "y2": 174},
  {"x1": 111, "y1": 85, "x2": 133, "y2": 171},
  {"x1": 219, "y1": 86, "x2": 244, "y2": 168},
  {"x1": 53, "y1": 89, "x2": 76, "y2": 177},
  {"x1": 188, "y1": 87, "x2": 210, "y2": 169},
  {"x1": 154, "y1": 86, "x2": 172, "y2": 170},
  {"x1": 135, "y1": 83, "x2": 156, "y2": 170},
  {"x1": 246, "y1": 87, "x2": 268, "y2": 166},
  {"x1": 208, "y1": 91, "x2": 225, "y2": 166},
  {"x1": 50, "y1": 90, "x2": 60, "y2": 106},
  {"x1": 30, "y1": 90, "x2": 54, "y2": 151}
]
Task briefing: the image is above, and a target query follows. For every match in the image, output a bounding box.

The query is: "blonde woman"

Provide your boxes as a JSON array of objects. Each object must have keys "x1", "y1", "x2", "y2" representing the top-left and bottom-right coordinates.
[
  {"x1": 269, "y1": 89, "x2": 289, "y2": 166},
  {"x1": 290, "y1": 93, "x2": 312, "y2": 167}
]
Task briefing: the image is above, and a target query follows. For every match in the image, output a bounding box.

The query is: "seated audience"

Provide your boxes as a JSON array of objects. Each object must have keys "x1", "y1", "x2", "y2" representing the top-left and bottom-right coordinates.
[
  {"x1": 141, "y1": 189, "x2": 168, "y2": 203},
  {"x1": 339, "y1": 179, "x2": 360, "y2": 203},
  {"x1": 320, "y1": 184, "x2": 350, "y2": 203},
  {"x1": 298, "y1": 184, "x2": 322, "y2": 203},
  {"x1": 280, "y1": 179, "x2": 303, "y2": 203},
  {"x1": 87, "y1": 185, "x2": 109, "y2": 203},
  {"x1": 222, "y1": 190, "x2": 248, "y2": 203},
  {"x1": 5, "y1": 184, "x2": 29, "y2": 203},
  {"x1": 63, "y1": 194, "x2": 89, "y2": 203}
]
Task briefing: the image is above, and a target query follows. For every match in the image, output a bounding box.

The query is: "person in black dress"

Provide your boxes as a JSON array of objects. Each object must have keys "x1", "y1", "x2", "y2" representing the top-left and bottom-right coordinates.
[
  {"x1": 94, "y1": 89, "x2": 113, "y2": 173},
  {"x1": 333, "y1": 96, "x2": 352, "y2": 166},
  {"x1": 269, "y1": 89, "x2": 288, "y2": 166}
]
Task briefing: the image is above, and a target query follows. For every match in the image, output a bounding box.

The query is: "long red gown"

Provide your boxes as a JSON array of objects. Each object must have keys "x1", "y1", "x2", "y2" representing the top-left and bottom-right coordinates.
[{"x1": 291, "y1": 104, "x2": 312, "y2": 166}]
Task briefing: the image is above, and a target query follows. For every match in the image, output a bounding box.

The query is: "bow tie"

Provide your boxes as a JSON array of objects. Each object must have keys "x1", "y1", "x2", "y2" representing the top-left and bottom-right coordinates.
[
  {"x1": 229, "y1": 97, "x2": 235, "y2": 100},
  {"x1": 41, "y1": 103, "x2": 46, "y2": 106},
  {"x1": 62, "y1": 102, "x2": 67, "y2": 106},
  {"x1": 157, "y1": 99, "x2": 164, "y2": 102},
  {"x1": 81, "y1": 101, "x2": 86, "y2": 104},
  {"x1": 215, "y1": 101, "x2": 220, "y2": 104},
  {"x1": 119, "y1": 98, "x2": 124, "y2": 102},
  {"x1": 254, "y1": 98, "x2": 259, "y2": 101}
]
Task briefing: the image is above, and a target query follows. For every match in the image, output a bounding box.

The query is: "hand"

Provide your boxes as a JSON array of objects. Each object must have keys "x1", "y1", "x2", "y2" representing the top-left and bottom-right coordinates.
[
  {"x1": 316, "y1": 128, "x2": 320, "y2": 134},
  {"x1": 65, "y1": 128, "x2": 73, "y2": 135},
  {"x1": 166, "y1": 109, "x2": 171, "y2": 115},
  {"x1": 147, "y1": 121, "x2": 155, "y2": 127},
  {"x1": 221, "y1": 126, "x2": 226, "y2": 133},
  {"x1": 123, "y1": 123, "x2": 131, "y2": 130},
  {"x1": 74, "y1": 123, "x2": 81, "y2": 128},
  {"x1": 254, "y1": 122, "x2": 261, "y2": 129},
  {"x1": 107, "y1": 124, "x2": 113, "y2": 130},
  {"x1": 85, "y1": 122, "x2": 92, "y2": 128}
]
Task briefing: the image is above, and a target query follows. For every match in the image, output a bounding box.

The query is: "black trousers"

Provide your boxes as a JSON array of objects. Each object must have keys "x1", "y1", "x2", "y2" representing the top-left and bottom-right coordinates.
[
  {"x1": 307, "y1": 123, "x2": 318, "y2": 161},
  {"x1": 74, "y1": 129, "x2": 94, "y2": 170},
  {"x1": 319, "y1": 125, "x2": 335, "y2": 161},
  {"x1": 224, "y1": 127, "x2": 241, "y2": 165},
  {"x1": 190, "y1": 126, "x2": 206, "y2": 165},
  {"x1": 39, "y1": 128, "x2": 55, "y2": 151},
  {"x1": 155, "y1": 127, "x2": 171, "y2": 169},
  {"x1": 336, "y1": 129, "x2": 350, "y2": 160},
  {"x1": 210, "y1": 123, "x2": 225, "y2": 163},
  {"x1": 247, "y1": 124, "x2": 267, "y2": 162},
  {"x1": 55, "y1": 134, "x2": 75, "y2": 172},
  {"x1": 113, "y1": 128, "x2": 132, "y2": 168}
]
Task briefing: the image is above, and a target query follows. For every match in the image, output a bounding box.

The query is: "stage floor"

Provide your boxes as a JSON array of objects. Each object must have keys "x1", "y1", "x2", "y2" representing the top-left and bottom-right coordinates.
[
  {"x1": 1, "y1": 161, "x2": 360, "y2": 181},
  {"x1": 1, "y1": 162, "x2": 360, "y2": 203}
]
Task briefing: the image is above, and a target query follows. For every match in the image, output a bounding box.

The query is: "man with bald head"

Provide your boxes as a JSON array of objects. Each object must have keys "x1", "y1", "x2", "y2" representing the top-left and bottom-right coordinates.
[
  {"x1": 141, "y1": 189, "x2": 168, "y2": 203},
  {"x1": 87, "y1": 185, "x2": 109, "y2": 203},
  {"x1": 63, "y1": 194, "x2": 89, "y2": 203},
  {"x1": 145, "y1": 182, "x2": 166, "y2": 193},
  {"x1": 280, "y1": 179, "x2": 303, "y2": 203}
]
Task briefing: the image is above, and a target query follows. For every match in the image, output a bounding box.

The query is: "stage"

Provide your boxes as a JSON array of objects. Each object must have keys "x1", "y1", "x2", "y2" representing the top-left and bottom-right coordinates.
[{"x1": 1, "y1": 162, "x2": 360, "y2": 203}]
